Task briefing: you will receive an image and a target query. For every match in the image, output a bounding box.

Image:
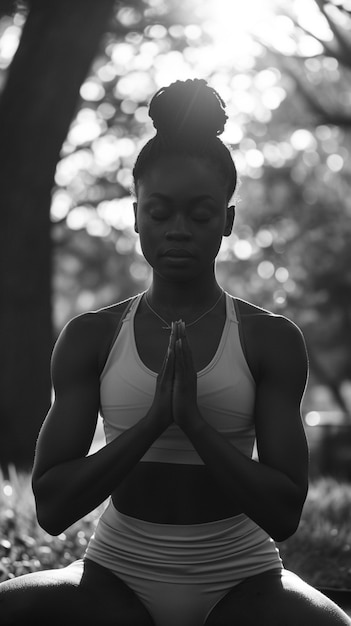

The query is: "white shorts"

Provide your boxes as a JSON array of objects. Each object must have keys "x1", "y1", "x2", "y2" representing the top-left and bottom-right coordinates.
[{"x1": 84, "y1": 500, "x2": 282, "y2": 626}]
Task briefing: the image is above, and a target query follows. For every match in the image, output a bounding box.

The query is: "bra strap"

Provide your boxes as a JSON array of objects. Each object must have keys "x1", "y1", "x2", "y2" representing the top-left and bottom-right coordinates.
[
  {"x1": 109, "y1": 295, "x2": 139, "y2": 343},
  {"x1": 232, "y1": 296, "x2": 251, "y2": 374},
  {"x1": 99, "y1": 295, "x2": 139, "y2": 377},
  {"x1": 123, "y1": 291, "x2": 143, "y2": 322},
  {"x1": 225, "y1": 291, "x2": 238, "y2": 323}
]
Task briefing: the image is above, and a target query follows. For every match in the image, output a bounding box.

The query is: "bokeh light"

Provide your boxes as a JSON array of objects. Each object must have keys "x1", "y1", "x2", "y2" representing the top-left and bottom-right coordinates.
[{"x1": 305, "y1": 411, "x2": 321, "y2": 427}]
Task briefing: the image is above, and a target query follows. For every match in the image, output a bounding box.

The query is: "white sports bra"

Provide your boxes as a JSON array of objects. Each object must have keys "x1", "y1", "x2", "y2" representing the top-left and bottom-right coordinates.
[{"x1": 99, "y1": 291, "x2": 256, "y2": 464}]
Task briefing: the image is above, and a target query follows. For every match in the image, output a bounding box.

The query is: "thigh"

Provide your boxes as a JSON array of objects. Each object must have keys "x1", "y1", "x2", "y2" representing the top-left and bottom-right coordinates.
[
  {"x1": 205, "y1": 569, "x2": 351, "y2": 626},
  {"x1": 0, "y1": 558, "x2": 154, "y2": 626}
]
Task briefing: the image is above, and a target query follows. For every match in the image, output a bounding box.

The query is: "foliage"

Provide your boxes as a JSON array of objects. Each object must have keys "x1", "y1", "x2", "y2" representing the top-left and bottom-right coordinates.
[
  {"x1": 278, "y1": 477, "x2": 351, "y2": 589},
  {"x1": 51, "y1": 1, "x2": 351, "y2": 413},
  {"x1": 0, "y1": 0, "x2": 351, "y2": 469},
  {"x1": 1, "y1": 468, "x2": 351, "y2": 593},
  {"x1": 1, "y1": 3, "x2": 351, "y2": 384},
  {"x1": 0, "y1": 466, "x2": 105, "y2": 581}
]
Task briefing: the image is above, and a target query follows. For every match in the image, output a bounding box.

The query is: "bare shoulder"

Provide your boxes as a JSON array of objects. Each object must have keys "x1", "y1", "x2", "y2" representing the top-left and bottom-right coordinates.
[
  {"x1": 234, "y1": 297, "x2": 307, "y2": 381},
  {"x1": 235, "y1": 296, "x2": 304, "y2": 339},
  {"x1": 53, "y1": 297, "x2": 135, "y2": 378}
]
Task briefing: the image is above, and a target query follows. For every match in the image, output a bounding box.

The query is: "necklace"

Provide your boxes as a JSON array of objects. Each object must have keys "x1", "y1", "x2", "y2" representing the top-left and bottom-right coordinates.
[{"x1": 144, "y1": 290, "x2": 224, "y2": 330}]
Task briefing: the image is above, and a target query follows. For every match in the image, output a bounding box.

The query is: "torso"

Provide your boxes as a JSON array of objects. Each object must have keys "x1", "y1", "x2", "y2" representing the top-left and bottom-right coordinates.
[{"x1": 95, "y1": 293, "x2": 270, "y2": 524}]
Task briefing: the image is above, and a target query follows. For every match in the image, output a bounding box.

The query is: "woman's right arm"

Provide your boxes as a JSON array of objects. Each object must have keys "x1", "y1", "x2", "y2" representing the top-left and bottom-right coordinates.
[{"x1": 32, "y1": 313, "x2": 175, "y2": 536}]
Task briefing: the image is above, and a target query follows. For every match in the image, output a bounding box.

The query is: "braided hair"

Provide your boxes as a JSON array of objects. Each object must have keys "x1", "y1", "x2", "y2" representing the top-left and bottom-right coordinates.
[{"x1": 132, "y1": 79, "x2": 237, "y2": 202}]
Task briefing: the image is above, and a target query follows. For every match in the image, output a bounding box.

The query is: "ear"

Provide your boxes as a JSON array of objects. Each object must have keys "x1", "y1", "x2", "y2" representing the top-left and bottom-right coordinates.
[
  {"x1": 224, "y1": 205, "x2": 235, "y2": 237},
  {"x1": 133, "y1": 201, "x2": 139, "y2": 234}
]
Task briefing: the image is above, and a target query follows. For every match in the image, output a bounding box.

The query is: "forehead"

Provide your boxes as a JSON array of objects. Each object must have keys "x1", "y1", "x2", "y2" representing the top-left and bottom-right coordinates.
[{"x1": 137, "y1": 155, "x2": 226, "y2": 201}]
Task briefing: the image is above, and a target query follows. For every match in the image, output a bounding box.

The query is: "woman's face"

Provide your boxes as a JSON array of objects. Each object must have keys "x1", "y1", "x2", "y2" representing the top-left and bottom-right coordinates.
[{"x1": 133, "y1": 155, "x2": 235, "y2": 282}]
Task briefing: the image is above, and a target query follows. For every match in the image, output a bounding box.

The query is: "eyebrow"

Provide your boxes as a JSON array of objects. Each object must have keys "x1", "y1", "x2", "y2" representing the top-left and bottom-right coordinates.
[{"x1": 148, "y1": 192, "x2": 216, "y2": 202}]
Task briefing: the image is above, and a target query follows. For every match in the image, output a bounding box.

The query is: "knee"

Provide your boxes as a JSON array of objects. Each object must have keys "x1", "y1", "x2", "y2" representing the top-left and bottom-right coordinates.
[
  {"x1": 0, "y1": 591, "x2": 17, "y2": 625},
  {"x1": 0, "y1": 591, "x2": 154, "y2": 626},
  {"x1": 205, "y1": 570, "x2": 351, "y2": 626}
]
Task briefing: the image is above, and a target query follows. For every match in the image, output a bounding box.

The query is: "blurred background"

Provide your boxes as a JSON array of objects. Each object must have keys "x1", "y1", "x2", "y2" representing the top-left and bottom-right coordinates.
[{"x1": 0, "y1": 0, "x2": 351, "y2": 480}]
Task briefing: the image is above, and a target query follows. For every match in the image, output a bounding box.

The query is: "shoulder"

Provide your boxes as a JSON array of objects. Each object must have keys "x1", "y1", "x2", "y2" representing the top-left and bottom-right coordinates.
[
  {"x1": 235, "y1": 296, "x2": 304, "y2": 340},
  {"x1": 52, "y1": 296, "x2": 136, "y2": 377},
  {"x1": 58, "y1": 296, "x2": 136, "y2": 339},
  {"x1": 233, "y1": 297, "x2": 308, "y2": 382}
]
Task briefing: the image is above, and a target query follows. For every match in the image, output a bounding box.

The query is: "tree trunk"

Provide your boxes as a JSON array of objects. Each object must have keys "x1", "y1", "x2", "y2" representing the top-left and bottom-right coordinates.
[{"x1": 0, "y1": 0, "x2": 115, "y2": 473}]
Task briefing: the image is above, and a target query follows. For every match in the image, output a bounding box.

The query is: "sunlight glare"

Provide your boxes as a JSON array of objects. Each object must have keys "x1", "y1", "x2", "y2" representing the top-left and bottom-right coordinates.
[
  {"x1": 3, "y1": 483, "x2": 12, "y2": 497},
  {"x1": 154, "y1": 50, "x2": 194, "y2": 85},
  {"x1": 0, "y1": 25, "x2": 21, "y2": 67},
  {"x1": 197, "y1": 0, "x2": 277, "y2": 67},
  {"x1": 80, "y1": 79, "x2": 105, "y2": 102},
  {"x1": 294, "y1": 0, "x2": 334, "y2": 41},
  {"x1": 290, "y1": 129, "x2": 317, "y2": 151},
  {"x1": 305, "y1": 411, "x2": 321, "y2": 427},
  {"x1": 68, "y1": 109, "x2": 104, "y2": 146},
  {"x1": 97, "y1": 198, "x2": 136, "y2": 230},
  {"x1": 233, "y1": 239, "x2": 253, "y2": 260},
  {"x1": 258, "y1": 261, "x2": 275, "y2": 279},
  {"x1": 51, "y1": 190, "x2": 72, "y2": 221}
]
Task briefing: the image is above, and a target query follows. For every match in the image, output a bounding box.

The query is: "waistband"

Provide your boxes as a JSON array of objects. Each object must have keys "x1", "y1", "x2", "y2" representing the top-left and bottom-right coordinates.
[
  {"x1": 108, "y1": 504, "x2": 252, "y2": 539},
  {"x1": 85, "y1": 501, "x2": 282, "y2": 584}
]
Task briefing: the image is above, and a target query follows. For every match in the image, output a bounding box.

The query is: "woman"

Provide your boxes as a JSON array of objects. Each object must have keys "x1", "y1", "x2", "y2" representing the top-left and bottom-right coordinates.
[{"x1": 0, "y1": 79, "x2": 349, "y2": 626}]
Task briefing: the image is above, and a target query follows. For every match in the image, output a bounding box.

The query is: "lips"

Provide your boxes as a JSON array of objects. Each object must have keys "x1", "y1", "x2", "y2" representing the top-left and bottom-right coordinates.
[{"x1": 163, "y1": 249, "x2": 194, "y2": 258}]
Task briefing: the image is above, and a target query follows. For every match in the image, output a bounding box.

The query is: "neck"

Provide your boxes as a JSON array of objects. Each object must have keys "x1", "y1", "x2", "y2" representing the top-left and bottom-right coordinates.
[{"x1": 147, "y1": 271, "x2": 223, "y2": 320}]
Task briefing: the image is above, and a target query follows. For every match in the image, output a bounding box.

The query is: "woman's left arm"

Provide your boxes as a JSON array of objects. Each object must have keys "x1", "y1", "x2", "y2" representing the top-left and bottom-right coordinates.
[{"x1": 174, "y1": 317, "x2": 309, "y2": 542}]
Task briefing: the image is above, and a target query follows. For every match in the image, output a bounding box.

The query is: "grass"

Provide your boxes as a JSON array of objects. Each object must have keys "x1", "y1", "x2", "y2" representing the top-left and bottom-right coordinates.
[
  {"x1": 0, "y1": 466, "x2": 105, "y2": 582},
  {"x1": 1, "y1": 468, "x2": 351, "y2": 591},
  {"x1": 277, "y1": 477, "x2": 351, "y2": 590}
]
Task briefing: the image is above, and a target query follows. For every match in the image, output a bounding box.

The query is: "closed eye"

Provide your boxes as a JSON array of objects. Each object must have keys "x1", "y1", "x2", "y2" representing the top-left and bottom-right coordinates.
[
  {"x1": 149, "y1": 209, "x2": 169, "y2": 220},
  {"x1": 146, "y1": 202, "x2": 171, "y2": 220},
  {"x1": 191, "y1": 211, "x2": 212, "y2": 222}
]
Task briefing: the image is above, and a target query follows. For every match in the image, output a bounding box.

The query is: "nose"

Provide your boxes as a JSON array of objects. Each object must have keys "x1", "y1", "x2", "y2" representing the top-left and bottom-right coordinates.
[{"x1": 165, "y1": 213, "x2": 191, "y2": 241}]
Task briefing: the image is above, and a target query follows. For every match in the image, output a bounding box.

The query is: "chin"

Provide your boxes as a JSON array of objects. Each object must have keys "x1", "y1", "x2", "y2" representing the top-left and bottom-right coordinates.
[{"x1": 156, "y1": 268, "x2": 202, "y2": 283}]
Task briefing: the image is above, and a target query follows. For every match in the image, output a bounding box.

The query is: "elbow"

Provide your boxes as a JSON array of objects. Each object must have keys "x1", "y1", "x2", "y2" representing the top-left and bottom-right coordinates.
[
  {"x1": 271, "y1": 499, "x2": 305, "y2": 542},
  {"x1": 274, "y1": 481, "x2": 307, "y2": 542},
  {"x1": 32, "y1": 479, "x2": 66, "y2": 536},
  {"x1": 35, "y1": 502, "x2": 66, "y2": 536},
  {"x1": 271, "y1": 519, "x2": 300, "y2": 543}
]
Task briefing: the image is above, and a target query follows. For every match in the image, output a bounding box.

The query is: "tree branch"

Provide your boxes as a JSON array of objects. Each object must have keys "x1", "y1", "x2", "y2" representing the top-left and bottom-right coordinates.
[
  {"x1": 283, "y1": 10, "x2": 351, "y2": 70},
  {"x1": 282, "y1": 61, "x2": 351, "y2": 126},
  {"x1": 313, "y1": 0, "x2": 351, "y2": 63}
]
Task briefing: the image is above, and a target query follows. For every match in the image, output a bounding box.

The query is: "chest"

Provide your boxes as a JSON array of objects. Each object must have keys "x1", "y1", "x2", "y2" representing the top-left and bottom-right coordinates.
[{"x1": 134, "y1": 312, "x2": 226, "y2": 373}]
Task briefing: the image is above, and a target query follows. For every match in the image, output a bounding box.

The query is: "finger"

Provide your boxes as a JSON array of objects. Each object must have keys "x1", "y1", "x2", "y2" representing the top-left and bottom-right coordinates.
[
  {"x1": 167, "y1": 321, "x2": 176, "y2": 351},
  {"x1": 175, "y1": 338, "x2": 180, "y2": 364},
  {"x1": 175, "y1": 338, "x2": 185, "y2": 372},
  {"x1": 170, "y1": 322, "x2": 177, "y2": 354},
  {"x1": 167, "y1": 330, "x2": 176, "y2": 363},
  {"x1": 167, "y1": 324, "x2": 173, "y2": 351},
  {"x1": 178, "y1": 320, "x2": 185, "y2": 342},
  {"x1": 166, "y1": 343, "x2": 175, "y2": 369},
  {"x1": 179, "y1": 325, "x2": 191, "y2": 356},
  {"x1": 160, "y1": 348, "x2": 170, "y2": 374},
  {"x1": 169, "y1": 321, "x2": 175, "y2": 341},
  {"x1": 180, "y1": 334, "x2": 196, "y2": 376},
  {"x1": 160, "y1": 325, "x2": 175, "y2": 373},
  {"x1": 161, "y1": 342, "x2": 174, "y2": 384},
  {"x1": 179, "y1": 320, "x2": 186, "y2": 343}
]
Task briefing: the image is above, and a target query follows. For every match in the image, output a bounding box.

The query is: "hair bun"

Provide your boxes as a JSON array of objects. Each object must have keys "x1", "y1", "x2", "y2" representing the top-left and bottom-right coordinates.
[{"x1": 149, "y1": 79, "x2": 228, "y2": 142}]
